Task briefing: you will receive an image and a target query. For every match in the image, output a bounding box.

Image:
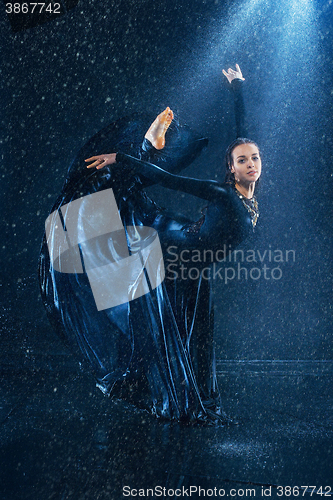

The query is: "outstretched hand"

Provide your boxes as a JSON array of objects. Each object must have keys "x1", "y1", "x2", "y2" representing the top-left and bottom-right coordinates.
[
  {"x1": 222, "y1": 64, "x2": 245, "y2": 84},
  {"x1": 85, "y1": 153, "x2": 117, "y2": 170}
]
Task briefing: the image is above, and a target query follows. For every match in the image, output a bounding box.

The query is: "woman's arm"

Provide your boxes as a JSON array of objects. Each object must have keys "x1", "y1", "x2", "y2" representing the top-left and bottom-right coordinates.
[
  {"x1": 222, "y1": 64, "x2": 246, "y2": 138},
  {"x1": 85, "y1": 152, "x2": 227, "y2": 202},
  {"x1": 117, "y1": 152, "x2": 229, "y2": 202},
  {"x1": 231, "y1": 78, "x2": 246, "y2": 138}
]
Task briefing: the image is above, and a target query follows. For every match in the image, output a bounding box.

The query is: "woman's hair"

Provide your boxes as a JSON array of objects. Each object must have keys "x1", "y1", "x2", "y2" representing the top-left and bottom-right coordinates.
[{"x1": 224, "y1": 137, "x2": 260, "y2": 185}]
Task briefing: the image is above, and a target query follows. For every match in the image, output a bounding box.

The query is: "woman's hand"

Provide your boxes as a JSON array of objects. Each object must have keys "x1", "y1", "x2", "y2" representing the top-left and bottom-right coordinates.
[
  {"x1": 222, "y1": 64, "x2": 245, "y2": 84},
  {"x1": 85, "y1": 153, "x2": 117, "y2": 170}
]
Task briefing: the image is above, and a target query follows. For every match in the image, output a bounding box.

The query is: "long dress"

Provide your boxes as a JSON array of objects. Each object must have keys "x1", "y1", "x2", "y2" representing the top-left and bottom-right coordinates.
[{"x1": 38, "y1": 80, "x2": 252, "y2": 423}]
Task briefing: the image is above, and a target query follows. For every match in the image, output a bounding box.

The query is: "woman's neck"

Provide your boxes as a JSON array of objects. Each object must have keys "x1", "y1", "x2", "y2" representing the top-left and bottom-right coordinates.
[{"x1": 235, "y1": 181, "x2": 255, "y2": 199}]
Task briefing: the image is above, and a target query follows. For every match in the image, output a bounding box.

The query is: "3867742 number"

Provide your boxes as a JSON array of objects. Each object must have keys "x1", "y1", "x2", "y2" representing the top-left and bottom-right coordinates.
[
  {"x1": 5, "y1": 3, "x2": 61, "y2": 14},
  {"x1": 277, "y1": 486, "x2": 332, "y2": 496}
]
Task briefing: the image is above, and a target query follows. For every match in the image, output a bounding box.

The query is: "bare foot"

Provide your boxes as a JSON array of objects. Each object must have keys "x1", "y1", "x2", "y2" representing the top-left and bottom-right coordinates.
[{"x1": 144, "y1": 107, "x2": 174, "y2": 150}]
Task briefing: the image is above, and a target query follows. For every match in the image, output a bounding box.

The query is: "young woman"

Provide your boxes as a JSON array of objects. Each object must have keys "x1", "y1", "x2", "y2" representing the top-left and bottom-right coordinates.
[{"x1": 39, "y1": 65, "x2": 260, "y2": 424}]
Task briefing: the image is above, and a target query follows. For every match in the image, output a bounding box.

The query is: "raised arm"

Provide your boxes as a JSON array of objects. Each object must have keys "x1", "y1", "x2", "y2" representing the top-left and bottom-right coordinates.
[
  {"x1": 222, "y1": 63, "x2": 246, "y2": 138},
  {"x1": 85, "y1": 152, "x2": 227, "y2": 203}
]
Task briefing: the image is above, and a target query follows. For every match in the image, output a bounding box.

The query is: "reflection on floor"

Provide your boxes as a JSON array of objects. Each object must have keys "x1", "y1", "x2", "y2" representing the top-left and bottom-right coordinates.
[{"x1": 0, "y1": 361, "x2": 332, "y2": 499}]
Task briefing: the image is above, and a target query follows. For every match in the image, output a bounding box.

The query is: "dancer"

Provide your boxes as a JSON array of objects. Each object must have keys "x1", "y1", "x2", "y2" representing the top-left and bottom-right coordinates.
[
  {"x1": 85, "y1": 93, "x2": 260, "y2": 422},
  {"x1": 39, "y1": 65, "x2": 256, "y2": 423}
]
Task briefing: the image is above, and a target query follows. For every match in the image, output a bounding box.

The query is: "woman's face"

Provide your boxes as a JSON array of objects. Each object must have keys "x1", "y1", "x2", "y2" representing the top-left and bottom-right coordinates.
[{"x1": 230, "y1": 143, "x2": 261, "y2": 185}]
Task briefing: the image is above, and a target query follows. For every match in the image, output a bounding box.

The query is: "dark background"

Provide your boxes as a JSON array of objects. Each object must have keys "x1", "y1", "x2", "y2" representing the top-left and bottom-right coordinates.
[{"x1": 1, "y1": 0, "x2": 333, "y2": 371}]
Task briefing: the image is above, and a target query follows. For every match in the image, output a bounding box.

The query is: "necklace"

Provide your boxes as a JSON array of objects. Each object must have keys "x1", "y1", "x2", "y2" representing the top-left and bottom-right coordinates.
[{"x1": 235, "y1": 188, "x2": 259, "y2": 228}]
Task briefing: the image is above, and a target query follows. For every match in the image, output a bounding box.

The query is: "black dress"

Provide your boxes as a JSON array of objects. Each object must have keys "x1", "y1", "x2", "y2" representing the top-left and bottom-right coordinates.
[{"x1": 38, "y1": 80, "x2": 254, "y2": 423}]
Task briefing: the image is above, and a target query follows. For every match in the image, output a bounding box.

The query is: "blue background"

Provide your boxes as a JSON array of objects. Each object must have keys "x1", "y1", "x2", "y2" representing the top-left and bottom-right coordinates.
[{"x1": 1, "y1": 0, "x2": 333, "y2": 367}]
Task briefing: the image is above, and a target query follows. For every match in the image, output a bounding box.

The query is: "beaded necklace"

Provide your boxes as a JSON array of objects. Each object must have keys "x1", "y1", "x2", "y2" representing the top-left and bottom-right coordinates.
[{"x1": 235, "y1": 188, "x2": 259, "y2": 228}]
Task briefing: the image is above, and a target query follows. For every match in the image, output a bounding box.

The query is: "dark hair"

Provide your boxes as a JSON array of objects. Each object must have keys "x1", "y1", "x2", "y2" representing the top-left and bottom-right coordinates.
[{"x1": 224, "y1": 137, "x2": 260, "y2": 185}]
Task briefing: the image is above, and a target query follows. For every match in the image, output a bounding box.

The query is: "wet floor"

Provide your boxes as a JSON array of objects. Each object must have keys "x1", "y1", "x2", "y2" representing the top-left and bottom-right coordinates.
[{"x1": 0, "y1": 360, "x2": 332, "y2": 499}]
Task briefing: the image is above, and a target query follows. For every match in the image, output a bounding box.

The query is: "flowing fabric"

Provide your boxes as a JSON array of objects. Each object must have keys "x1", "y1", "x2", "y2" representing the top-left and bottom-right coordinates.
[
  {"x1": 38, "y1": 114, "x2": 224, "y2": 422},
  {"x1": 39, "y1": 81, "x2": 253, "y2": 423}
]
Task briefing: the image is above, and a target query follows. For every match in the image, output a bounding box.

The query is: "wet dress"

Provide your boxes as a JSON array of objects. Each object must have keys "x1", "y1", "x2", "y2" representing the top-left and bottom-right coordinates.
[{"x1": 38, "y1": 79, "x2": 257, "y2": 423}]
